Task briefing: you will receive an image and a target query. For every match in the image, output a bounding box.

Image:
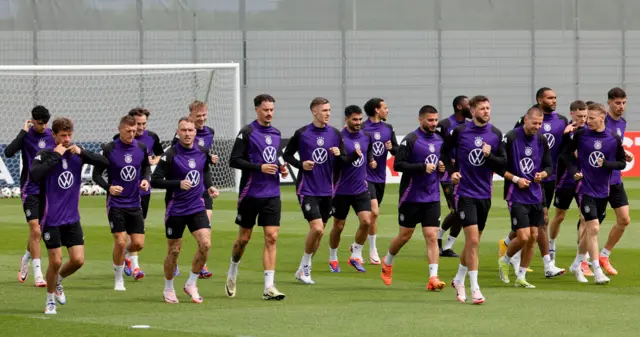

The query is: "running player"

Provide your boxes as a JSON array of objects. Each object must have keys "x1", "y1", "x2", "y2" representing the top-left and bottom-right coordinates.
[
  {"x1": 31, "y1": 117, "x2": 109, "y2": 314},
  {"x1": 93, "y1": 115, "x2": 151, "y2": 290},
  {"x1": 225, "y1": 94, "x2": 287, "y2": 300},
  {"x1": 441, "y1": 95, "x2": 505, "y2": 304},
  {"x1": 4, "y1": 106, "x2": 54, "y2": 287},
  {"x1": 436, "y1": 95, "x2": 470, "y2": 257},
  {"x1": 328, "y1": 105, "x2": 375, "y2": 273},
  {"x1": 362, "y1": 98, "x2": 398, "y2": 264},
  {"x1": 380, "y1": 105, "x2": 446, "y2": 291},
  {"x1": 497, "y1": 106, "x2": 552, "y2": 288},
  {"x1": 563, "y1": 103, "x2": 625, "y2": 284},
  {"x1": 152, "y1": 117, "x2": 219, "y2": 303},
  {"x1": 283, "y1": 97, "x2": 352, "y2": 284}
]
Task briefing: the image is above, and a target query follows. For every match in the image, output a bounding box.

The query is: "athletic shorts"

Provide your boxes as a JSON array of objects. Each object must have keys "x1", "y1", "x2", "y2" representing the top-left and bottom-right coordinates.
[
  {"x1": 367, "y1": 181, "x2": 386, "y2": 205},
  {"x1": 609, "y1": 183, "x2": 629, "y2": 209},
  {"x1": 332, "y1": 192, "x2": 372, "y2": 220},
  {"x1": 22, "y1": 194, "x2": 39, "y2": 222},
  {"x1": 508, "y1": 202, "x2": 544, "y2": 231},
  {"x1": 42, "y1": 222, "x2": 84, "y2": 249},
  {"x1": 455, "y1": 196, "x2": 491, "y2": 232},
  {"x1": 165, "y1": 211, "x2": 210, "y2": 239},
  {"x1": 577, "y1": 194, "x2": 608, "y2": 223},
  {"x1": 542, "y1": 180, "x2": 556, "y2": 209},
  {"x1": 553, "y1": 187, "x2": 578, "y2": 210},
  {"x1": 236, "y1": 196, "x2": 281, "y2": 228},
  {"x1": 398, "y1": 201, "x2": 441, "y2": 228},
  {"x1": 202, "y1": 191, "x2": 213, "y2": 210},
  {"x1": 299, "y1": 195, "x2": 332, "y2": 223},
  {"x1": 140, "y1": 194, "x2": 151, "y2": 220},
  {"x1": 440, "y1": 182, "x2": 455, "y2": 210},
  {"x1": 108, "y1": 207, "x2": 145, "y2": 234}
]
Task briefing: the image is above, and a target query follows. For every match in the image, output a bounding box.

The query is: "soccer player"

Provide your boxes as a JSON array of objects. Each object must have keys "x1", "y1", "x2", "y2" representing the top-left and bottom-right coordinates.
[
  {"x1": 380, "y1": 105, "x2": 446, "y2": 291},
  {"x1": 328, "y1": 105, "x2": 375, "y2": 273},
  {"x1": 599, "y1": 87, "x2": 632, "y2": 275},
  {"x1": 497, "y1": 106, "x2": 552, "y2": 288},
  {"x1": 441, "y1": 95, "x2": 505, "y2": 304},
  {"x1": 225, "y1": 94, "x2": 287, "y2": 300},
  {"x1": 362, "y1": 98, "x2": 398, "y2": 264},
  {"x1": 283, "y1": 97, "x2": 351, "y2": 284},
  {"x1": 4, "y1": 106, "x2": 54, "y2": 287},
  {"x1": 436, "y1": 95, "x2": 471, "y2": 258},
  {"x1": 562, "y1": 103, "x2": 625, "y2": 284},
  {"x1": 30, "y1": 117, "x2": 109, "y2": 314},
  {"x1": 499, "y1": 87, "x2": 567, "y2": 278},
  {"x1": 152, "y1": 117, "x2": 219, "y2": 304},
  {"x1": 93, "y1": 115, "x2": 151, "y2": 291},
  {"x1": 171, "y1": 101, "x2": 217, "y2": 278}
]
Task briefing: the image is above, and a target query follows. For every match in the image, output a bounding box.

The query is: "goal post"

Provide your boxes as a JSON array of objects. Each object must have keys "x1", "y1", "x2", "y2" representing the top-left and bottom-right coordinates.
[{"x1": 0, "y1": 63, "x2": 242, "y2": 193}]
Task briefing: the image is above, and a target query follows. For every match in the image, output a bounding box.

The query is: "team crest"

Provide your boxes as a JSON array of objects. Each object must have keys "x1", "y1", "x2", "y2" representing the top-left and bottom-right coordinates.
[
  {"x1": 265, "y1": 135, "x2": 272, "y2": 145},
  {"x1": 354, "y1": 142, "x2": 361, "y2": 150},
  {"x1": 124, "y1": 153, "x2": 133, "y2": 164},
  {"x1": 305, "y1": 203, "x2": 311, "y2": 211},
  {"x1": 543, "y1": 123, "x2": 551, "y2": 132},
  {"x1": 25, "y1": 209, "x2": 31, "y2": 217},
  {"x1": 374, "y1": 132, "x2": 381, "y2": 140},
  {"x1": 62, "y1": 159, "x2": 68, "y2": 169},
  {"x1": 38, "y1": 139, "x2": 46, "y2": 149},
  {"x1": 617, "y1": 128, "x2": 622, "y2": 137},
  {"x1": 236, "y1": 214, "x2": 242, "y2": 222},
  {"x1": 584, "y1": 205, "x2": 590, "y2": 213},
  {"x1": 317, "y1": 137, "x2": 324, "y2": 146},
  {"x1": 188, "y1": 158, "x2": 196, "y2": 169},
  {"x1": 459, "y1": 211, "x2": 465, "y2": 220},
  {"x1": 428, "y1": 144, "x2": 436, "y2": 153},
  {"x1": 399, "y1": 214, "x2": 404, "y2": 222},
  {"x1": 525, "y1": 147, "x2": 532, "y2": 156},
  {"x1": 167, "y1": 227, "x2": 173, "y2": 236},
  {"x1": 512, "y1": 217, "x2": 518, "y2": 226},
  {"x1": 44, "y1": 232, "x2": 50, "y2": 241},
  {"x1": 474, "y1": 137, "x2": 483, "y2": 147},
  {"x1": 594, "y1": 140, "x2": 602, "y2": 150},
  {"x1": 198, "y1": 138, "x2": 205, "y2": 147}
]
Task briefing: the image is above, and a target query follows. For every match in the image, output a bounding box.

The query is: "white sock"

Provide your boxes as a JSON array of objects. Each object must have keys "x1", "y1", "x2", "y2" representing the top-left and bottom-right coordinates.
[
  {"x1": 115, "y1": 265, "x2": 124, "y2": 281},
  {"x1": 384, "y1": 252, "x2": 395, "y2": 265},
  {"x1": 502, "y1": 254, "x2": 511, "y2": 264},
  {"x1": 428, "y1": 264, "x2": 438, "y2": 278},
  {"x1": 32, "y1": 258, "x2": 42, "y2": 277},
  {"x1": 571, "y1": 254, "x2": 585, "y2": 270},
  {"x1": 301, "y1": 253, "x2": 313, "y2": 269},
  {"x1": 368, "y1": 235, "x2": 377, "y2": 252},
  {"x1": 47, "y1": 292, "x2": 55, "y2": 302},
  {"x1": 165, "y1": 278, "x2": 174, "y2": 290},
  {"x1": 438, "y1": 228, "x2": 445, "y2": 239},
  {"x1": 22, "y1": 250, "x2": 31, "y2": 264},
  {"x1": 351, "y1": 243, "x2": 364, "y2": 260},
  {"x1": 518, "y1": 267, "x2": 527, "y2": 280},
  {"x1": 264, "y1": 270, "x2": 275, "y2": 290},
  {"x1": 443, "y1": 236, "x2": 457, "y2": 250},
  {"x1": 186, "y1": 271, "x2": 199, "y2": 286},
  {"x1": 585, "y1": 252, "x2": 591, "y2": 261},
  {"x1": 513, "y1": 250, "x2": 522, "y2": 259},
  {"x1": 130, "y1": 255, "x2": 139, "y2": 270},
  {"x1": 228, "y1": 258, "x2": 240, "y2": 279},
  {"x1": 592, "y1": 259, "x2": 601, "y2": 271},
  {"x1": 329, "y1": 248, "x2": 338, "y2": 261},
  {"x1": 468, "y1": 270, "x2": 479, "y2": 291},
  {"x1": 549, "y1": 239, "x2": 556, "y2": 251},
  {"x1": 57, "y1": 275, "x2": 64, "y2": 284},
  {"x1": 543, "y1": 254, "x2": 552, "y2": 268},
  {"x1": 454, "y1": 264, "x2": 468, "y2": 284},
  {"x1": 600, "y1": 248, "x2": 611, "y2": 258},
  {"x1": 504, "y1": 236, "x2": 512, "y2": 246}
]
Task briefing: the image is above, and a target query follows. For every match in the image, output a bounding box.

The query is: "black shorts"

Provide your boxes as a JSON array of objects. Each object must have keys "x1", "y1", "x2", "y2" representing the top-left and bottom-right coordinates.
[
  {"x1": 367, "y1": 181, "x2": 386, "y2": 205},
  {"x1": 299, "y1": 195, "x2": 332, "y2": 223},
  {"x1": 332, "y1": 192, "x2": 372, "y2": 220},
  {"x1": 165, "y1": 211, "x2": 210, "y2": 239},
  {"x1": 578, "y1": 194, "x2": 608, "y2": 223},
  {"x1": 440, "y1": 182, "x2": 455, "y2": 210},
  {"x1": 508, "y1": 202, "x2": 544, "y2": 231},
  {"x1": 553, "y1": 187, "x2": 577, "y2": 210},
  {"x1": 202, "y1": 191, "x2": 213, "y2": 210},
  {"x1": 455, "y1": 196, "x2": 491, "y2": 231},
  {"x1": 22, "y1": 194, "x2": 39, "y2": 222},
  {"x1": 542, "y1": 181, "x2": 556, "y2": 209},
  {"x1": 236, "y1": 196, "x2": 281, "y2": 228},
  {"x1": 398, "y1": 201, "x2": 441, "y2": 228},
  {"x1": 609, "y1": 183, "x2": 629, "y2": 209},
  {"x1": 108, "y1": 207, "x2": 145, "y2": 234},
  {"x1": 140, "y1": 194, "x2": 151, "y2": 219},
  {"x1": 42, "y1": 222, "x2": 84, "y2": 249}
]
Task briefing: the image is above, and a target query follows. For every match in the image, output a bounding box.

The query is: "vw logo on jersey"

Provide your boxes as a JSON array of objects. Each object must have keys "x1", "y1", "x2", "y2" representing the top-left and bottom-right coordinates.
[
  {"x1": 38, "y1": 139, "x2": 47, "y2": 149},
  {"x1": 594, "y1": 140, "x2": 602, "y2": 150},
  {"x1": 519, "y1": 157, "x2": 534, "y2": 174},
  {"x1": 544, "y1": 133, "x2": 555, "y2": 149},
  {"x1": 312, "y1": 148, "x2": 328, "y2": 164},
  {"x1": 428, "y1": 144, "x2": 435, "y2": 153},
  {"x1": 525, "y1": 147, "x2": 532, "y2": 156},
  {"x1": 124, "y1": 153, "x2": 133, "y2": 164},
  {"x1": 425, "y1": 154, "x2": 439, "y2": 165},
  {"x1": 188, "y1": 158, "x2": 196, "y2": 169},
  {"x1": 62, "y1": 159, "x2": 68, "y2": 169},
  {"x1": 317, "y1": 137, "x2": 324, "y2": 146},
  {"x1": 474, "y1": 137, "x2": 483, "y2": 147},
  {"x1": 198, "y1": 138, "x2": 205, "y2": 147},
  {"x1": 374, "y1": 132, "x2": 381, "y2": 140},
  {"x1": 372, "y1": 141, "x2": 385, "y2": 156},
  {"x1": 543, "y1": 123, "x2": 551, "y2": 132},
  {"x1": 588, "y1": 151, "x2": 605, "y2": 167},
  {"x1": 617, "y1": 128, "x2": 622, "y2": 137},
  {"x1": 468, "y1": 148, "x2": 485, "y2": 166},
  {"x1": 120, "y1": 165, "x2": 137, "y2": 182},
  {"x1": 263, "y1": 146, "x2": 277, "y2": 163},
  {"x1": 58, "y1": 171, "x2": 74, "y2": 189},
  {"x1": 352, "y1": 155, "x2": 364, "y2": 167},
  {"x1": 186, "y1": 170, "x2": 200, "y2": 186}
]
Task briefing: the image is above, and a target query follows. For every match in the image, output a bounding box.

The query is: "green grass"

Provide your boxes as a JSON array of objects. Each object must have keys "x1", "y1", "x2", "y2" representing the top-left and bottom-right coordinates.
[{"x1": 2, "y1": 180, "x2": 640, "y2": 336}]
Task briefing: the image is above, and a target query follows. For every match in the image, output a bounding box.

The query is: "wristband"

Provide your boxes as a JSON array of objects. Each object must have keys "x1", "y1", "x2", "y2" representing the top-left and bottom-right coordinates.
[{"x1": 512, "y1": 176, "x2": 520, "y2": 184}]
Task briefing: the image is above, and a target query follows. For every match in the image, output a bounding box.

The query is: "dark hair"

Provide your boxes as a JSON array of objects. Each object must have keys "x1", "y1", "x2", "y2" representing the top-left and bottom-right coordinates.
[
  {"x1": 452, "y1": 95, "x2": 468, "y2": 112},
  {"x1": 608, "y1": 87, "x2": 626, "y2": 100},
  {"x1": 178, "y1": 116, "x2": 194, "y2": 126},
  {"x1": 536, "y1": 87, "x2": 552, "y2": 101},
  {"x1": 469, "y1": 95, "x2": 490, "y2": 108},
  {"x1": 526, "y1": 105, "x2": 543, "y2": 117},
  {"x1": 31, "y1": 105, "x2": 51, "y2": 123},
  {"x1": 310, "y1": 97, "x2": 329, "y2": 110},
  {"x1": 418, "y1": 105, "x2": 438, "y2": 116},
  {"x1": 51, "y1": 117, "x2": 74, "y2": 134},
  {"x1": 128, "y1": 107, "x2": 150, "y2": 118},
  {"x1": 363, "y1": 98, "x2": 384, "y2": 117},
  {"x1": 344, "y1": 105, "x2": 363, "y2": 117},
  {"x1": 254, "y1": 94, "x2": 275, "y2": 107},
  {"x1": 569, "y1": 100, "x2": 587, "y2": 111},
  {"x1": 119, "y1": 115, "x2": 137, "y2": 127},
  {"x1": 585, "y1": 101, "x2": 596, "y2": 105}
]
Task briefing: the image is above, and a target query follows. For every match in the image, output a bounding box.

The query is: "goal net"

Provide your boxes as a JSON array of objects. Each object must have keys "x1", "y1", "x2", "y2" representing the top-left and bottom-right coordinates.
[{"x1": 0, "y1": 64, "x2": 241, "y2": 194}]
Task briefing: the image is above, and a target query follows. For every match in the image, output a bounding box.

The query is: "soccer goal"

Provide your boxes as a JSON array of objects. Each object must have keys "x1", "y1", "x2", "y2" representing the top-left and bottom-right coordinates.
[{"x1": 0, "y1": 63, "x2": 241, "y2": 193}]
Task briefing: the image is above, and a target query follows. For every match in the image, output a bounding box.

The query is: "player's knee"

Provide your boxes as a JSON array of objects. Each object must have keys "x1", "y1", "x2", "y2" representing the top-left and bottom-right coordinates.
[
  {"x1": 198, "y1": 239, "x2": 211, "y2": 252},
  {"x1": 360, "y1": 216, "x2": 372, "y2": 228},
  {"x1": 618, "y1": 215, "x2": 631, "y2": 228},
  {"x1": 517, "y1": 232, "x2": 530, "y2": 243},
  {"x1": 114, "y1": 235, "x2": 127, "y2": 249},
  {"x1": 310, "y1": 226, "x2": 324, "y2": 237},
  {"x1": 587, "y1": 223, "x2": 600, "y2": 236},
  {"x1": 30, "y1": 224, "x2": 41, "y2": 238},
  {"x1": 371, "y1": 208, "x2": 379, "y2": 219},
  {"x1": 425, "y1": 231, "x2": 438, "y2": 243},
  {"x1": 70, "y1": 255, "x2": 84, "y2": 268},
  {"x1": 466, "y1": 235, "x2": 480, "y2": 247},
  {"x1": 168, "y1": 244, "x2": 181, "y2": 258},
  {"x1": 332, "y1": 221, "x2": 345, "y2": 232},
  {"x1": 264, "y1": 232, "x2": 278, "y2": 246},
  {"x1": 49, "y1": 255, "x2": 62, "y2": 268},
  {"x1": 130, "y1": 241, "x2": 144, "y2": 252}
]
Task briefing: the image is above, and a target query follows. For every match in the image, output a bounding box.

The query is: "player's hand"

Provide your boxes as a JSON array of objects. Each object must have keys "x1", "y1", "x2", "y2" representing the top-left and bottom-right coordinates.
[
  {"x1": 68, "y1": 145, "x2": 82, "y2": 155},
  {"x1": 139, "y1": 180, "x2": 149, "y2": 192},
  {"x1": 54, "y1": 144, "x2": 67, "y2": 156},
  {"x1": 369, "y1": 160, "x2": 377, "y2": 169},
  {"x1": 109, "y1": 185, "x2": 124, "y2": 196},
  {"x1": 208, "y1": 186, "x2": 219, "y2": 198},
  {"x1": 261, "y1": 163, "x2": 279, "y2": 175},
  {"x1": 438, "y1": 160, "x2": 445, "y2": 173},
  {"x1": 426, "y1": 163, "x2": 436, "y2": 174},
  {"x1": 180, "y1": 179, "x2": 193, "y2": 190},
  {"x1": 330, "y1": 147, "x2": 340, "y2": 156},
  {"x1": 517, "y1": 178, "x2": 531, "y2": 189},
  {"x1": 573, "y1": 150, "x2": 578, "y2": 159},
  {"x1": 23, "y1": 119, "x2": 32, "y2": 132},
  {"x1": 385, "y1": 140, "x2": 393, "y2": 150},
  {"x1": 149, "y1": 156, "x2": 160, "y2": 166},
  {"x1": 574, "y1": 172, "x2": 583, "y2": 181},
  {"x1": 280, "y1": 164, "x2": 289, "y2": 178},
  {"x1": 564, "y1": 123, "x2": 576, "y2": 134},
  {"x1": 355, "y1": 147, "x2": 363, "y2": 157},
  {"x1": 597, "y1": 157, "x2": 604, "y2": 167},
  {"x1": 625, "y1": 150, "x2": 634, "y2": 162},
  {"x1": 210, "y1": 154, "x2": 219, "y2": 164},
  {"x1": 451, "y1": 172, "x2": 461, "y2": 184},
  {"x1": 534, "y1": 171, "x2": 547, "y2": 183},
  {"x1": 482, "y1": 142, "x2": 492, "y2": 157},
  {"x1": 303, "y1": 160, "x2": 315, "y2": 171}
]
